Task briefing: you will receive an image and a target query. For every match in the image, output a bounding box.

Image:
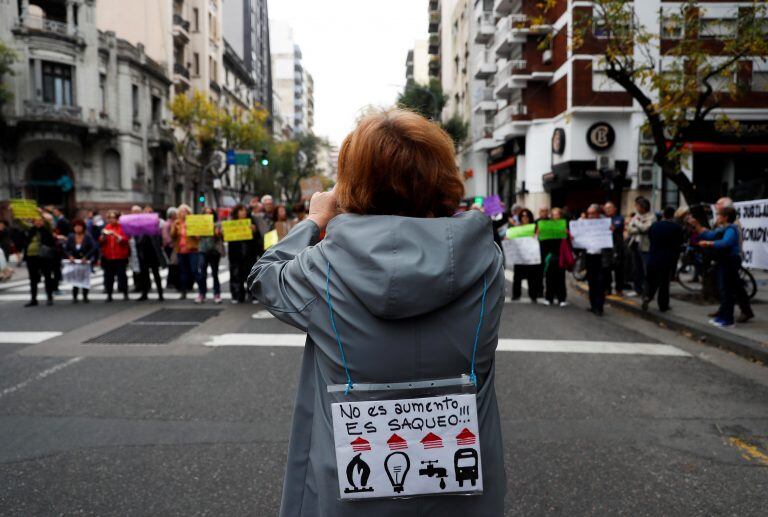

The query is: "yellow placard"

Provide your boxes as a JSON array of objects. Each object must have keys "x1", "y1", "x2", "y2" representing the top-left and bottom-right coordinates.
[
  {"x1": 185, "y1": 214, "x2": 214, "y2": 236},
  {"x1": 222, "y1": 219, "x2": 253, "y2": 242},
  {"x1": 263, "y1": 229, "x2": 278, "y2": 250},
  {"x1": 11, "y1": 199, "x2": 41, "y2": 220}
]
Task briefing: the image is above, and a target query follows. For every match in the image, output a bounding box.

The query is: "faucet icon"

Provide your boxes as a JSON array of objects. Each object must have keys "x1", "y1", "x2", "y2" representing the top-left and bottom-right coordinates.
[{"x1": 418, "y1": 459, "x2": 448, "y2": 490}]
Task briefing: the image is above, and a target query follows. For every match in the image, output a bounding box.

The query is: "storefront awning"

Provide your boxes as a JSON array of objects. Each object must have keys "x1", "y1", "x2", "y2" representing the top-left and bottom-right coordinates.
[
  {"x1": 669, "y1": 142, "x2": 768, "y2": 154},
  {"x1": 488, "y1": 156, "x2": 516, "y2": 173}
]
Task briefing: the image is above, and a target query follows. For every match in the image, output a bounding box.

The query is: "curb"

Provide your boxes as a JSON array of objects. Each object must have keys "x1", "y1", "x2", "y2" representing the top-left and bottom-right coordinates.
[{"x1": 572, "y1": 282, "x2": 768, "y2": 365}]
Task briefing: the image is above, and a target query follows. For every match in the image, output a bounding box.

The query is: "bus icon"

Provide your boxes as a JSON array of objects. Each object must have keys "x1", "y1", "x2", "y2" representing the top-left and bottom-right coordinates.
[{"x1": 453, "y1": 448, "x2": 479, "y2": 487}]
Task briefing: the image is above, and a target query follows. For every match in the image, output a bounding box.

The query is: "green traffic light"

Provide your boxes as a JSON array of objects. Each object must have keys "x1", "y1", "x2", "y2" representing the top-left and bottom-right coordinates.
[{"x1": 261, "y1": 158, "x2": 269, "y2": 167}]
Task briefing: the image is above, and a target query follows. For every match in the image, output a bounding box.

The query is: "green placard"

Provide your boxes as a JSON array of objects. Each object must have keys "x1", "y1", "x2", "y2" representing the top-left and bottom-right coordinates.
[
  {"x1": 506, "y1": 224, "x2": 536, "y2": 239},
  {"x1": 537, "y1": 219, "x2": 567, "y2": 240}
]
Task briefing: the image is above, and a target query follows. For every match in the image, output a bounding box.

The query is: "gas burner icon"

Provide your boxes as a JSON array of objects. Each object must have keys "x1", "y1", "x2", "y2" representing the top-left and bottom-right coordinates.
[{"x1": 343, "y1": 453, "x2": 374, "y2": 493}]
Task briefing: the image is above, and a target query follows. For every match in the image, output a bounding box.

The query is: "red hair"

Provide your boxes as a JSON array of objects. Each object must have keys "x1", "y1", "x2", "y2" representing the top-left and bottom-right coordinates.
[{"x1": 336, "y1": 109, "x2": 464, "y2": 218}]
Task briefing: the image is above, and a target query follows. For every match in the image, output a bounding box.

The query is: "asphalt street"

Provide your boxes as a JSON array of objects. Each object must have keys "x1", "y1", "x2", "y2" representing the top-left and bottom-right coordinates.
[{"x1": 0, "y1": 267, "x2": 767, "y2": 516}]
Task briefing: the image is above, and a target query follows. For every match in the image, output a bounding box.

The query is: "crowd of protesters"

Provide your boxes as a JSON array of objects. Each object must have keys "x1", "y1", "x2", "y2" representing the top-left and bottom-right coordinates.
[
  {"x1": 492, "y1": 195, "x2": 753, "y2": 327},
  {"x1": 0, "y1": 196, "x2": 308, "y2": 306}
]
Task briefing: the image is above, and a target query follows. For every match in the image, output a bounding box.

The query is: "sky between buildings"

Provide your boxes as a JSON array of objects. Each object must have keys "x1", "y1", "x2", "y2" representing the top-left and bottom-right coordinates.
[{"x1": 270, "y1": 0, "x2": 428, "y2": 146}]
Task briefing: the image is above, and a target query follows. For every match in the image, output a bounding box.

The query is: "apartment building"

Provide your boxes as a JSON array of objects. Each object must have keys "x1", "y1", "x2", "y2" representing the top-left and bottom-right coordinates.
[
  {"x1": 1, "y1": 0, "x2": 174, "y2": 213},
  {"x1": 405, "y1": 39, "x2": 430, "y2": 85},
  {"x1": 222, "y1": 0, "x2": 273, "y2": 116},
  {"x1": 270, "y1": 20, "x2": 313, "y2": 134},
  {"x1": 449, "y1": 0, "x2": 768, "y2": 215}
]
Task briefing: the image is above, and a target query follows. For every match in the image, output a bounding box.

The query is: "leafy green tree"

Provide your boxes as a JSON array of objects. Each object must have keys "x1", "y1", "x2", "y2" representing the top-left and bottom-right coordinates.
[
  {"x1": 442, "y1": 114, "x2": 469, "y2": 150},
  {"x1": 397, "y1": 80, "x2": 469, "y2": 150},
  {"x1": 566, "y1": 0, "x2": 768, "y2": 204}
]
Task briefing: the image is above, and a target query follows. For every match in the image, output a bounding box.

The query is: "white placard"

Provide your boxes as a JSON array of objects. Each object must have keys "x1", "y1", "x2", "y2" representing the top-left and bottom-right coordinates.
[
  {"x1": 332, "y1": 393, "x2": 483, "y2": 499},
  {"x1": 569, "y1": 218, "x2": 613, "y2": 251},
  {"x1": 502, "y1": 237, "x2": 541, "y2": 266},
  {"x1": 734, "y1": 198, "x2": 768, "y2": 270},
  {"x1": 61, "y1": 261, "x2": 91, "y2": 289}
]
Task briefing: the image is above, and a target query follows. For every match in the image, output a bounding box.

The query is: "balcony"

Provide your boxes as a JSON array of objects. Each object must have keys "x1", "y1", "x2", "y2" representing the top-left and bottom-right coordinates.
[
  {"x1": 494, "y1": 0, "x2": 514, "y2": 16},
  {"x1": 494, "y1": 16, "x2": 527, "y2": 57},
  {"x1": 474, "y1": 50, "x2": 498, "y2": 79},
  {"x1": 494, "y1": 102, "x2": 530, "y2": 141},
  {"x1": 429, "y1": 12, "x2": 440, "y2": 34},
  {"x1": 148, "y1": 122, "x2": 174, "y2": 149},
  {"x1": 473, "y1": 123, "x2": 498, "y2": 151},
  {"x1": 172, "y1": 14, "x2": 191, "y2": 43},
  {"x1": 174, "y1": 62, "x2": 190, "y2": 81},
  {"x1": 14, "y1": 14, "x2": 81, "y2": 43},
  {"x1": 209, "y1": 80, "x2": 221, "y2": 94},
  {"x1": 474, "y1": 88, "x2": 498, "y2": 113},
  {"x1": 23, "y1": 100, "x2": 83, "y2": 123},
  {"x1": 494, "y1": 59, "x2": 527, "y2": 97},
  {"x1": 475, "y1": 12, "x2": 495, "y2": 43},
  {"x1": 428, "y1": 34, "x2": 440, "y2": 55}
]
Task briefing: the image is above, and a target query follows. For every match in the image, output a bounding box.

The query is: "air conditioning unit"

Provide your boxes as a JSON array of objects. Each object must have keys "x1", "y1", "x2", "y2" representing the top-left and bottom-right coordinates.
[
  {"x1": 638, "y1": 166, "x2": 654, "y2": 186},
  {"x1": 542, "y1": 49, "x2": 552, "y2": 64},
  {"x1": 597, "y1": 155, "x2": 614, "y2": 171}
]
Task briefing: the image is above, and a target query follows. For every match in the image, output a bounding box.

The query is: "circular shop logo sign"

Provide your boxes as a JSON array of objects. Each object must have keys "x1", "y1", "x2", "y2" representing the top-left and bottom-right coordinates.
[
  {"x1": 551, "y1": 128, "x2": 566, "y2": 155},
  {"x1": 586, "y1": 122, "x2": 615, "y2": 151}
]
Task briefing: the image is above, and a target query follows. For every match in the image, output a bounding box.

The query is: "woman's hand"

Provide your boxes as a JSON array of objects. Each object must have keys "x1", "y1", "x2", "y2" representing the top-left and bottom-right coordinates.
[{"x1": 307, "y1": 188, "x2": 339, "y2": 231}]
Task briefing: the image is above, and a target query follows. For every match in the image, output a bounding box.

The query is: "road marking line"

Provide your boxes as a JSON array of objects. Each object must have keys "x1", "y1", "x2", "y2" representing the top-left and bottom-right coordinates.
[
  {"x1": 496, "y1": 339, "x2": 691, "y2": 356},
  {"x1": 205, "y1": 333, "x2": 305, "y2": 347},
  {"x1": 0, "y1": 331, "x2": 63, "y2": 344},
  {"x1": 204, "y1": 333, "x2": 690, "y2": 356},
  {"x1": 0, "y1": 356, "x2": 83, "y2": 400},
  {"x1": 251, "y1": 310, "x2": 275, "y2": 319}
]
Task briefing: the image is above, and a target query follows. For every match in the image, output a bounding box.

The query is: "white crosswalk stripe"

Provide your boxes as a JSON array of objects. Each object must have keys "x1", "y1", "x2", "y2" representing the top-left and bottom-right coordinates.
[{"x1": 0, "y1": 264, "x2": 235, "y2": 302}]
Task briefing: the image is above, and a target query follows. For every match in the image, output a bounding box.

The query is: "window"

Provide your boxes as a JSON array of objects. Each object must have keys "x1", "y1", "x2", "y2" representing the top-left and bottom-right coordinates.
[
  {"x1": 661, "y1": 16, "x2": 683, "y2": 39},
  {"x1": 700, "y1": 18, "x2": 737, "y2": 39},
  {"x1": 753, "y1": 70, "x2": 768, "y2": 92},
  {"x1": 193, "y1": 8, "x2": 199, "y2": 31},
  {"x1": 42, "y1": 61, "x2": 73, "y2": 106},
  {"x1": 132, "y1": 84, "x2": 139, "y2": 119},
  {"x1": 103, "y1": 150, "x2": 121, "y2": 190},
  {"x1": 193, "y1": 53, "x2": 200, "y2": 76},
  {"x1": 99, "y1": 73, "x2": 107, "y2": 113},
  {"x1": 592, "y1": 68, "x2": 623, "y2": 92},
  {"x1": 593, "y1": 7, "x2": 631, "y2": 38},
  {"x1": 151, "y1": 95, "x2": 161, "y2": 122}
]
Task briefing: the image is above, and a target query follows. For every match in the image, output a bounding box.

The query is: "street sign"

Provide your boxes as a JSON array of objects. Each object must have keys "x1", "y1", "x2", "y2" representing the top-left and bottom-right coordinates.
[{"x1": 226, "y1": 149, "x2": 253, "y2": 166}]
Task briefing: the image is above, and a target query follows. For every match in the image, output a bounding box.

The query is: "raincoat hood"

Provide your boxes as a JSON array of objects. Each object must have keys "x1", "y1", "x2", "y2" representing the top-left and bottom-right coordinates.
[{"x1": 322, "y1": 210, "x2": 497, "y2": 320}]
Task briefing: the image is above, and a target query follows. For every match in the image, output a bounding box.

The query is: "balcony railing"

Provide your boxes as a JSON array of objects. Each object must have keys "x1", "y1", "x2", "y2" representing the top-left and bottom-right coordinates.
[
  {"x1": 475, "y1": 12, "x2": 495, "y2": 43},
  {"x1": 17, "y1": 14, "x2": 78, "y2": 37},
  {"x1": 474, "y1": 124, "x2": 495, "y2": 141},
  {"x1": 174, "y1": 62, "x2": 190, "y2": 79},
  {"x1": 173, "y1": 14, "x2": 191, "y2": 32},
  {"x1": 494, "y1": 102, "x2": 528, "y2": 127},
  {"x1": 24, "y1": 100, "x2": 82, "y2": 121},
  {"x1": 148, "y1": 122, "x2": 174, "y2": 145},
  {"x1": 498, "y1": 59, "x2": 528, "y2": 81}
]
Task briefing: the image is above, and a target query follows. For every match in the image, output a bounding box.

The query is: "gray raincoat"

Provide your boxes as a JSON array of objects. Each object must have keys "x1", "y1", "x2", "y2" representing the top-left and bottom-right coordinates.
[{"x1": 248, "y1": 210, "x2": 506, "y2": 516}]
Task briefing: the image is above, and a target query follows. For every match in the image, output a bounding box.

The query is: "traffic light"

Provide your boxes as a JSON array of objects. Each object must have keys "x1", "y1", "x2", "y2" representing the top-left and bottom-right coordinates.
[
  {"x1": 260, "y1": 148, "x2": 269, "y2": 167},
  {"x1": 198, "y1": 193, "x2": 206, "y2": 204}
]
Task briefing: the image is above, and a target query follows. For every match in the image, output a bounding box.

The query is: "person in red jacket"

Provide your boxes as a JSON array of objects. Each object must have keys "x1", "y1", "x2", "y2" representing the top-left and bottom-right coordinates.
[{"x1": 99, "y1": 210, "x2": 130, "y2": 302}]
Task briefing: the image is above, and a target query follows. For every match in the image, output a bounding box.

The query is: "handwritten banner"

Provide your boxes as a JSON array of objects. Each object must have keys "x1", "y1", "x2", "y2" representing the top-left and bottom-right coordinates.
[
  {"x1": 734, "y1": 198, "x2": 768, "y2": 270},
  {"x1": 537, "y1": 219, "x2": 567, "y2": 241},
  {"x1": 10, "y1": 199, "x2": 40, "y2": 220},
  {"x1": 263, "y1": 229, "x2": 278, "y2": 250},
  {"x1": 502, "y1": 237, "x2": 541, "y2": 266},
  {"x1": 119, "y1": 213, "x2": 160, "y2": 237},
  {"x1": 222, "y1": 219, "x2": 253, "y2": 242},
  {"x1": 569, "y1": 218, "x2": 613, "y2": 251},
  {"x1": 61, "y1": 261, "x2": 91, "y2": 289},
  {"x1": 185, "y1": 214, "x2": 214, "y2": 237},
  {"x1": 506, "y1": 224, "x2": 536, "y2": 240}
]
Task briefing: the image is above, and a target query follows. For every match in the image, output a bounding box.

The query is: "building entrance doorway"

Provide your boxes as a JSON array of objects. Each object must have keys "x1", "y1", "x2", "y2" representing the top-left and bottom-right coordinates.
[{"x1": 25, "y1": 153, "x2": 75, "y2": 213}]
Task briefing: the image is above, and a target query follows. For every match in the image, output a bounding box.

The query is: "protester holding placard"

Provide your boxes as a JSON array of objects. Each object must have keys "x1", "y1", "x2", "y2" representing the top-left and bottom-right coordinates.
[
  {"x1": 541, "y1": 207, "x2": 569, "y2": 307},
  {"x1": 642, "y1": 207, "x2": 684, "y2": 313},
  {"x1": 20, "y1": 210, "x2": 57, "y2": 306},
  {"x1": 227, "y1": 204, "x2": 256, "y2": 304},
  {"x1": 63, "y1": 219, "x2": 98, "y2": 303},
  {"x1": 197, "y1": 207, "x2": 225, "y2": 304},
  {"x1": 171, "y1": 204, "x2": 203, "y2": 300},
  {"x1": 511, "y1": 209, "x2": 541, "y2": 302},
  {"x1": 99, "y1": 210, "x2": 130, "y2": 302},
  {"x1": 627, "y1": 197, "x2": 656, "y2": 296},
  {"x1": 584, "y1": 204, "x2": 613, "y2": 316}
]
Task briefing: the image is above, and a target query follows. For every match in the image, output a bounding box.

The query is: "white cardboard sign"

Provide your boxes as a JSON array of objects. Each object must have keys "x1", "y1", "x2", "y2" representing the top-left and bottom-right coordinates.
[
  {"x1": 502, "y1": 237, "x2": 541, "y2": 266},
  {"x1": 61, "y1": 261, "x2": 91, "y2": 289},
  {"x1": 734, "y1": 198, "x2": 768, "y2": 270},
  {"x1": 331, "y1": 393, "x2": 483, "y2": 499},
  {"x1": 569, "y1": 218, "x2": 613, "y2": 251}
]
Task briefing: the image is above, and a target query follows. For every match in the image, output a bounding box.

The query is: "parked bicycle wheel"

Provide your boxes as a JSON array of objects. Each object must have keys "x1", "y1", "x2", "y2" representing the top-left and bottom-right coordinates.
[
  {"x1": 739, "y1": 267, "x2": 757, "y2": 300},
  {"x1": 676, "y1": 254, "x2": 703, "y2": 293}
]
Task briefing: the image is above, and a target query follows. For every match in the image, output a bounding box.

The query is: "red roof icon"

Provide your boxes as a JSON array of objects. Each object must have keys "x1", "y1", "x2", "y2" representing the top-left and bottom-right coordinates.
[
  {"x1": 350, "y1": 437, "x2": 371, "y2": 452},
  {"x1": 387, "y1": 433, "x2": 408, "y2": 450},
  {"x1": 456, "y1": 428, "x2": 476, "y2": 445},
  {"x1": 421, "y1": 432, "x2": 443, "y2": 449}
]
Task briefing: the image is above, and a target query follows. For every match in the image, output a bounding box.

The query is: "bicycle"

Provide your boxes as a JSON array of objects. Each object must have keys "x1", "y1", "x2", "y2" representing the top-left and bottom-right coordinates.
[{"x1": 676, "y1": 246, "x2": 757, "y2": 299}]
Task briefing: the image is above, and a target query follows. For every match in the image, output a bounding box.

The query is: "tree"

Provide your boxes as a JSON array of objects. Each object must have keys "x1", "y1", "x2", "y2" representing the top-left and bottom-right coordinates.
[
  {"x1": 397, "y1": 80, "x2": 469, "y2": 150},
  {"x1": 0, "y1": 42, "x2": 16, "y2": 121},
  {"x1": 566, "y1": 0, "x2": 768, "y2": 205}
]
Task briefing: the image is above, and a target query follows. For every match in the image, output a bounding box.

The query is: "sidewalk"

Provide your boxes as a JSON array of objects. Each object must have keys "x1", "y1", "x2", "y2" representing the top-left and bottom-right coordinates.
[{"x1": 572, "y1": 271, "x2": 768, "y2": 364}]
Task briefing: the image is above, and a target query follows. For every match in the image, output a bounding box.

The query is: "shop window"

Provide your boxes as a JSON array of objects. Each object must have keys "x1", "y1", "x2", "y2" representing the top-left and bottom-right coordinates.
[{"x1": 42, "y1": 61, "x2": 73, "y2": 106}]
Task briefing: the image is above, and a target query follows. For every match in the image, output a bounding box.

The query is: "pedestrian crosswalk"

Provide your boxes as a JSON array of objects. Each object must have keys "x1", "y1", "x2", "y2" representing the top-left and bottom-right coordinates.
[{"x1": 0, "y1": 265, "x2": 235, "y2": 302}]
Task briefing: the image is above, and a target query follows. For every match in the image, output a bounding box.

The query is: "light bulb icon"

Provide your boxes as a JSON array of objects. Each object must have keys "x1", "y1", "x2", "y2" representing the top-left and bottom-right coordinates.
[{"x1": 384, "y1": 452, "x2": 410, "y2": 493}]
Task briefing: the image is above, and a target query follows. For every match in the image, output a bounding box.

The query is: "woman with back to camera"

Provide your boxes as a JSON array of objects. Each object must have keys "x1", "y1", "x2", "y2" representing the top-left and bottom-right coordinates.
[{"x1": 248, "y1": 109, "x2": 506, "y2": 516}]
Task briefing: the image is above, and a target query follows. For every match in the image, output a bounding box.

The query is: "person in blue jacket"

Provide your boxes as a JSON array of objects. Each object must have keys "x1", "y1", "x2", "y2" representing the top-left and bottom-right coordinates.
[{"x1": 696, "y1": 206, "x2": 751, "y2": 328}]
